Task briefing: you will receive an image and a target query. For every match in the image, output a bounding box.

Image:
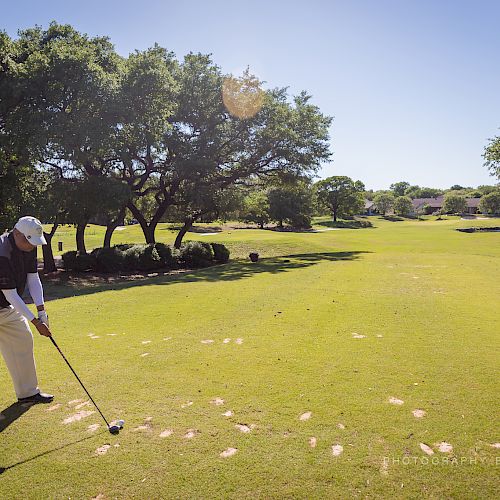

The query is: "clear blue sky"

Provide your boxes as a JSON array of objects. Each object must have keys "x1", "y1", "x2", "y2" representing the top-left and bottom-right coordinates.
[{"x1": 3, "y1": 0, "x2": 499, "y2": 190}]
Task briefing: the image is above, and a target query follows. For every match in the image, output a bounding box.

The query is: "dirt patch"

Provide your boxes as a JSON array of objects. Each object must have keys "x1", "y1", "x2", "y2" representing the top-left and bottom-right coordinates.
[
  {"x1": 75, "y1": 401, "x2": 91, "y2": 410},
  {"x1": 46, "y1": 403, "x2": 62, "y2": 412},
  {"x1": 299, "y1": 411, "x2": 312, "y2": 421},
  {"x1": 436, "y1": 442, "x2": 453, "y2": 453},
  {"x1": 181, "y1": 401, "x2": 193, "y2": 408},
  {"x1": 140, "y1": 353, "x2": 150, "y2": 357},
  {"x1": 160, "y1": 429, "x2": 174, "y2": 438},
  {"x1": 309, "y1": 437, "x2": 317, "y2": 448},
  {"x1": 223, "y1": 338, "x2": 231, "y2": 344},
  {"x1": 332, "y1": 444, "x2": 343, "y2": 456},
  {"x1": 163, "y1": 337, "x2": 172, "y2": 341},
  {"x1": 222, "y1": 410, "x2": 233, "y2": 417},
  {"x1": 412, "y1": 409, "x2": 426, "y2": 418},
  {"x1": 220, "y1": 447, "x2": 238, "y2": 458},
  {"x1": 183, "y1": 429, "x2": 199, "y2": 439},
  {"x1": 337, "y1": 423, "x2": 345, "y2": 430},
  {"x1": 235, "y1": 424, "x2": 252, "y2": 433},
  {"x1": 95, "y1": 444, "x2": 111, "y2": 456},
  {"x1": 419, "y1": 443, "x2": 434, "y2": 455},
  {"x1": 235, "y1": 338, "x2": 244, "y2": 344},
  {"x1": 87, "y1": 424, "x2": 100, "y2": 433},
  {"x1": 132, "y1": 417, "x2": 153, "y2": 432},
  {"x1": 68, "y1": 399, "x2": 83, "y2": 406},
  {"x1": 201, "y1": 339, "x2": 214, "y2": 344},
  {"x1": 141, "y1": 340, "x2": 151, "y2": 345},
  {"x1": 352, "y1": 333, "x2": 366, "y2": 339},
  {"x1": 389, "y1": 397, "x2": 404, "y2": 405},
  {"x1": 63, "y1": 410, "x2": 95, "y2": 424},
  {"x1": 490, "y1": 443, "x2": 500, "y2": 448},
  {"x1": 211, "y1": 397, "x2": 225, "y2": 406}
]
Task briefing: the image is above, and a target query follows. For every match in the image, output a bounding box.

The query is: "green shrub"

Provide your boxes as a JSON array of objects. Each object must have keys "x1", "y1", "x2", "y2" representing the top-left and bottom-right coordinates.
[
  {"x1": 61, "y1": 251, "x2": 96, "y2": 271},
  {"x1": 211, "y1": 243, "x2": 230, "y2": 263},
  {"x1": 91, "y1": 247, "x2": 124, "y2": 273},
  {"x1": 122, "y1": 244, "x2": 162, "y2": 271},
  {"x1": 179, "y1": 241, "x2": 214, "y2": 268},
  {"x1": 154, "y1": 243, "x2": 178, "y2": 269}
]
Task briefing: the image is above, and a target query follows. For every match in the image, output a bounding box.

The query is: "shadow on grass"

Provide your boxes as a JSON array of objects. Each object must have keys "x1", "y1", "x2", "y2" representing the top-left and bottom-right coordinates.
[
  {"x1": 0, "y1": 433, "x2": 101, "y2": 475},
  {"x1": 315, "y1": 220, "x2": 374, "y2": 229},
  {"x1": 42, "y1": 250, "x2": 371, "y2": 301},
  {"x1": 0, "y1": 402, "x2": 34, "y2": 433}
]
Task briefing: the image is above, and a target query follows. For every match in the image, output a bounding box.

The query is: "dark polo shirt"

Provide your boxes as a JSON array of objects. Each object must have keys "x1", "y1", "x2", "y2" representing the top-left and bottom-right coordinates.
[{"x1": 0, "y1": 232, "x2": 37, "y2": 309}]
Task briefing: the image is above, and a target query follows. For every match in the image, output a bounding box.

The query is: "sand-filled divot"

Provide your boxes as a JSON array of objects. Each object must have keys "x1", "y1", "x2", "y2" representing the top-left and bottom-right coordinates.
[
  {"x1": 163, "y1": 337, "x2": 172, "y2": 341},
  {"x1": 376, "y1": 334, "x2": 383, "y2": 338},
  {"x1": 46, "y1": 403, "x2": 62, "y2": 412},
  {"x1": 181, "y1": 401, "x2": 193, "y2": 408},
  {"x1": 89, "y1": 335, "x2": 100, "y2": 339},
  {"x1": 141, "y1": 340, "x2": 151, "y2": 345},
  {"x1": 211, "y1": 397, "x2": 225, "y2": 406},
  {"x1": 235, "y1": 338, "x2": 243, "y2": 344},
  {"x1": 412, "y1": 409, "x2": 426, "y2": 418},
  {"x1": 132, "y1": 417, "x2": 153, "y2": 432},
  {"x1": 235, "y1": 424, "x2": 255, "y2": 433},
  {"x1": 309, "y1": 437, "x2": 317, "y2": 448},
  {"x1": 95, "y1": 444, "x2": 111, "y2": 456},
  {"x1": 183, "y1": 429, "x2": 199, "y2": 439},
  {"x1": 352, "y1": 333, "x2": 366, "y2": 339},
  {"x1": 337, "y1": 423, "x2": 346, "y2": 430},
  {"x1": 223, "y1": 338, "x2": 231, "y2": 344},
  {"x1": 201, "y1": 339, "x2": 214, "y2": 344},
  {"x1": 222, "y1": 410, "x2": 233, "y2": 417},
  {"x1": 299, "y1": 411, "x2": 312, "y2": 421},
  {"x1": 75, "y1": 401, "x2": 91, "y2": 410},
  {"x1": 490, "y1": 443, "x2": 500, "y2": 448},
  {"x1": 419, "y1": 443, "x2": 434, "y2": 455},
  {"x1": 68, "y1": 399, "x2": 83, "y2": 406},
  {"x1": 332, "y1": 444, "x2": 343, "y2": 456},
  {"x1": 87, "y1": 424, "x2": 100, "y2": 433},
  {"x1": 63, "y1": 410, "x2": 95, "y2": 424},
  {"x1": 160, "y1": 429, "x2": 174, "y2": 438},
  {"x1": 107, "y1": 333, "x2": 117, "y2": 336},
  {"x1": 140, "y1": 353, "x2": 150, "y2": 357},
  {"x1": 220, "y1": 447, "x2": 238, "y2": 458},
  {"x1": 436, "y1": 442, "x2": 453, "y2": 453},
  {"x1": 389, "y1": 397, "x2": 404, "y2": 405}
]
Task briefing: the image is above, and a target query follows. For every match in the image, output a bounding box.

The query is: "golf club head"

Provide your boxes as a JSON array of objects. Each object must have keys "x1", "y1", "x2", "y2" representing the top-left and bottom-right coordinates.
[{"x1": 108, "y1": 425, "x2": 120, "y2": 435}]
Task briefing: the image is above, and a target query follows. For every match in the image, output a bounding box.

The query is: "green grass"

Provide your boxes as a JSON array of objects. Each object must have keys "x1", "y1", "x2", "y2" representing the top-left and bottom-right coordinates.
[{"x1": 1, "y1": 216, "x2": 499, "y2": 498}]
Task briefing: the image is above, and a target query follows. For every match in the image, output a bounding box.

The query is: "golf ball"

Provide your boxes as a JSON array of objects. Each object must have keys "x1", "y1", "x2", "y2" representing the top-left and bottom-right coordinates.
[{"x1": 117, "y1": 419, "x2": 125, "y2": 427}]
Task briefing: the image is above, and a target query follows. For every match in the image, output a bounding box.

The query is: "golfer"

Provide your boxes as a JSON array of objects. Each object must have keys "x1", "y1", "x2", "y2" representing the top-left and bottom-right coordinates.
[{"x1": 0, "y1": 216, "x2": 54, "y2": 403}]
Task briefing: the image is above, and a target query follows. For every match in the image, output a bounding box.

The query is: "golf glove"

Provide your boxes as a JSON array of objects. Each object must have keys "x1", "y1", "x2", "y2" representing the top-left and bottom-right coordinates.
[{"x1": 38, "y1": 310, "x2": 49, "y2": 327}]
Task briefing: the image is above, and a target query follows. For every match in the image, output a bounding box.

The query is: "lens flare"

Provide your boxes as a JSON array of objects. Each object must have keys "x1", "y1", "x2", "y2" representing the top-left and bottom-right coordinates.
[{"x1": 222, "y1": 69, "x2": 264, "y2": 119}]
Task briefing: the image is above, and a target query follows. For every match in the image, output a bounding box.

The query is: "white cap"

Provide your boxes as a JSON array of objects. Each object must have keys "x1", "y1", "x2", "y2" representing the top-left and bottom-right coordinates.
[{"x1": 15, "y1": 216, "x2": 47, "y2": 246}]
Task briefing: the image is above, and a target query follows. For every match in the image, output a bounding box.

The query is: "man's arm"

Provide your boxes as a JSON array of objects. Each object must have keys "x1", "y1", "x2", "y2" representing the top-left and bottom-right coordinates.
[
  {"x1": 26, "y1": 272, "x2": 48, "y2": 325},
  {"x1": 1, "y1": 288, "x2": 52, "y2": 337}
]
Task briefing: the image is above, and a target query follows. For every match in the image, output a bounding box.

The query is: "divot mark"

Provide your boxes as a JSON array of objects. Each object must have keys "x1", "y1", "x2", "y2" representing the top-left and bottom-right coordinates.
[
  {"x1": 160, "y1": 429, "x2": 173, "y2": 438},
  {"x1": 299, "y1": 411, "x2": 312, "y2": 421},
  {"x1": 90, "y1": 335, "x2": 100, "y2": 340},
  {"x1": 63, "y1": 410, "x2": 95, "y2": 424},
  {"x1": 389, "y1": 397, "x2": 404, "y2": 405},
  {"x1": 181, "y1": 401, "x2": 193, "y2": 408},
  {"x1": 376, "y1": 334, "x2": 383, "y2": 338},
  {"x1": 91, "y1": 494, "x2": 105, "y2": 500},
  {"x1": 211, "y1": 397, "x2": 225, "y2": 406},
  {"x1": 140, "y1": 353, "x2": 150, "y2": 357},
  {"x1": 235, "y1": 424, "x2": 252, "y2": 433},
  {"x1": 95, "y1": 444, "x2": 111, "y2": 456},
  {"x1": 222, "y1": 410, "x2": 233, "y2": 417},
  {"x1": 309, "y1": 437, "x2": 317, "y2": 448},
  {"x1": 220, "y1": 447, "x2": 238, "y2": 458},
  {"x1": 141, "y1": 340, "x2": 151, "y2": 345},
  {"x1": 163, "y1": 337, "x2": 172, "y2": 341},
  {"x1": 436, "y1": 442, "x2": 453, "y2": 453},
  {"x1": 87, "y1": 424, "x2": 100, "y2": 433},
  {"x1": 332, "y1": 444, "x2": 343, "y2": 456},
  {"x1": 201, "y1": 339, "x2": 214, "y2": 344},
  {"x1": 68, "y1": 399, "x2": 83, "y2": 406},
  {"x1": 223, "y1": 338, "x2": 231, "y2": 344},
  {"x1": 235, "y1": 338, "x2": 243, "y2": 344},
  {"x1": 337, "y1": 423, "x2": 345, "y2": 430},
  {"x1": 107, "y1": 333, "x2": 117, "y2": 336},
  {"x1": 490, "y1": 443, "x2": 500, "y2": 449},
  {"x1": 352, "y1": 333, "x2": 366, "y2": 339},
  {"x1": 184, "y1": 429, "x2": 199, "y2": 439},
  {"x1": 46, "y1": 403, "x2": 62, "y2": 412},
  {"x1": 412, "y1": 409, "x2": 426, "y2": 418},
  {"x1": 419, "y1": 443, "x2": 434, "y2": 455},
  {"x1": 75, "y1": 401, "x2": 91, "y2": 410}
]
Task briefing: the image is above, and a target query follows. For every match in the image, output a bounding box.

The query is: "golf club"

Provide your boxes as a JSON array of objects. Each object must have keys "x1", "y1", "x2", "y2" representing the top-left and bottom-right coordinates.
[{"x1": 49, "y1": 336, "x2": 124, "y2": 435}]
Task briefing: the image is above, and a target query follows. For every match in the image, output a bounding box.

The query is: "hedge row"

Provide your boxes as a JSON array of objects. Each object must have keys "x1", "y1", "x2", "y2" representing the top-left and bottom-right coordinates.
[{"x1": 62, "y1": 241, "x2": 230, "y2": 273}]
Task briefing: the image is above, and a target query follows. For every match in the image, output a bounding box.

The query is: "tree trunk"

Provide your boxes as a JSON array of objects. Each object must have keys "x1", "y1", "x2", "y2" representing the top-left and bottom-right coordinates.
[
  {"x1": 104, "y1": 208, "x2": 125, "y2": 248},
  {"x1": 76, "y1": 222, "x2": 87, "y2": 254},
  {"x1": 42, "y1": 223, "x2": 59, "y2": 273},
  {"x1": 174, "y1": 212, "x2": 202, "y2": 250},
  {"x1": 259, "y1": 221, "x2": 264, "y2": 229},
  {"x1": 333, "y1": 211, "x2": 337, "y2": 222}
]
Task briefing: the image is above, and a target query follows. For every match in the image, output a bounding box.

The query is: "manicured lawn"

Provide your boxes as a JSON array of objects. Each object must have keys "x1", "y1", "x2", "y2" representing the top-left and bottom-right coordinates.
[{"x1": 1, "y1": 217, "x2": 498, "y2": 498}]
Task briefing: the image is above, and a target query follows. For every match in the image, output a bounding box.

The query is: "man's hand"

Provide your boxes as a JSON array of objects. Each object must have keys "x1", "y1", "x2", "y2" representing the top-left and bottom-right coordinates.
[
  {"x1": 31, "y1": 318, "x2": 52, "y2": 337},
  {"x1": 38, "y1": 310, "x2": 49, "y2": 327}
]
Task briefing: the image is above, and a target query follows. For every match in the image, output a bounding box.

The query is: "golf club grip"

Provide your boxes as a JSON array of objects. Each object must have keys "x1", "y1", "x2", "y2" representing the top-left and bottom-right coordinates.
[{"x1": 49, "y1": 336, "x2": 110, "y2": 427}]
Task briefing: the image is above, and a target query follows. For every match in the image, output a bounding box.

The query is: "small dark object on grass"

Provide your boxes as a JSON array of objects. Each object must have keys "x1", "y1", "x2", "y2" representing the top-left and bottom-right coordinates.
[
  {"x1": 249, "y1": 252, "x2": 259, "y2": 262},
  {"x1": 283, "y1": 259, "x2": 290, "y2": 263}
]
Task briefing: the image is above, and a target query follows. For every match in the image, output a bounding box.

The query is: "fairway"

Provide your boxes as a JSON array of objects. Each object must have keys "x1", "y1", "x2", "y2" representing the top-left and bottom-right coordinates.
[{"x1": 0, "y1": 217, "x2": 498, "y2": 498}]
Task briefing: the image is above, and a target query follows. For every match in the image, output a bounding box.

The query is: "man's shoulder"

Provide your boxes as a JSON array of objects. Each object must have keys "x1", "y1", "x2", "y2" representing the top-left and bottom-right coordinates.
[{"x1": 0, "y1": 233, "x2": 13, "y2": 259}]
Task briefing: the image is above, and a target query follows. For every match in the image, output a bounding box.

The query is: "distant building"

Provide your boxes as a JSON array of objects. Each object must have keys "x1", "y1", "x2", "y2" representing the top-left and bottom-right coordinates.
[{"x1": 411, "y1": 196, "x2": 481, "y2": 215}]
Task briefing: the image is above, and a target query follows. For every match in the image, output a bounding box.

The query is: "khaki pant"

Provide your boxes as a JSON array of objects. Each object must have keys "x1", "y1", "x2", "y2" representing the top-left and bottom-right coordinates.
[{"x1": 0, "y1": 306, "x2": 39, "y2": 399}]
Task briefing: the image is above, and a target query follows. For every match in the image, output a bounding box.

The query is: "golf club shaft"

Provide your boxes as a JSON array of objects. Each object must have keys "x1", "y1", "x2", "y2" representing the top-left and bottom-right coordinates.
[{"x1": 49, "y1": 336, "x2": 111, "y2": 428}]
